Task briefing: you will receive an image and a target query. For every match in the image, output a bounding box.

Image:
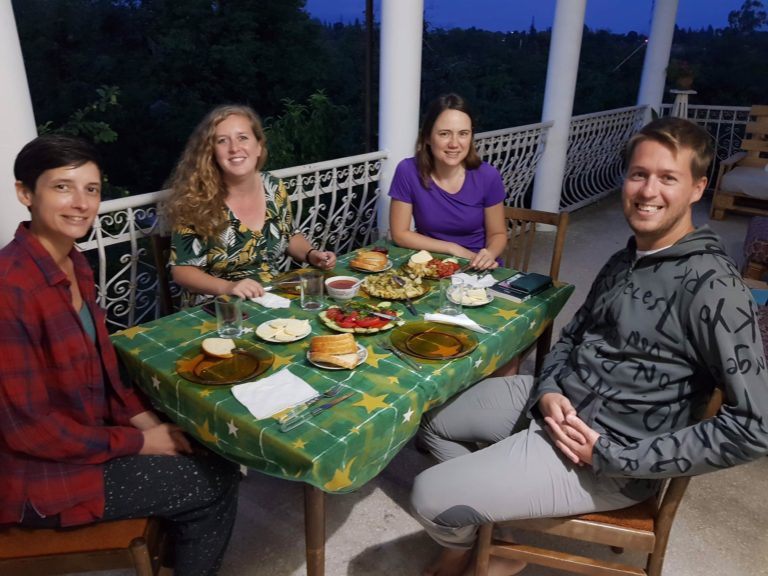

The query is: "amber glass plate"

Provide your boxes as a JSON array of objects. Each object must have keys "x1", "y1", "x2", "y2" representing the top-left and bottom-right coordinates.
[
  {"x1": 176, "y1": 340, "x2": 274, "y2": 385},
  {"x1": 390, "y1": 321, "x2": 478, "y2": 360}
]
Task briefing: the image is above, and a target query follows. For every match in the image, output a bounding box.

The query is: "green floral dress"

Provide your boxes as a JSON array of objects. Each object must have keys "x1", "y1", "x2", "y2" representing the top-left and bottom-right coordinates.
[{"x1": 170, "y1": 173, "x2": 298, "y2": 306}]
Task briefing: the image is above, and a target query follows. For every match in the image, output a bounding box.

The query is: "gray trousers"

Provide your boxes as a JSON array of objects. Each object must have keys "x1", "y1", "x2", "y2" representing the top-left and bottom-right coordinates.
[{"x1": 410, "y1": 375, "x2": 639, "y2": 549}]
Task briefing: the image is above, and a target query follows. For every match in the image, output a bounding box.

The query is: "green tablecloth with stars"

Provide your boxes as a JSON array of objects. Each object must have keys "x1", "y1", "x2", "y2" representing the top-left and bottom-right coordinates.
[{"x1": 111, "y1": 245, "x2": 574, "y2": 494}]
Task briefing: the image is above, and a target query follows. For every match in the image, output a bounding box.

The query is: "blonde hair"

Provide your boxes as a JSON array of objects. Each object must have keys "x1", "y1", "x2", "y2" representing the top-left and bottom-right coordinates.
[{"x1": 164, "y1": 105, "x2": 268, "y2": 240}]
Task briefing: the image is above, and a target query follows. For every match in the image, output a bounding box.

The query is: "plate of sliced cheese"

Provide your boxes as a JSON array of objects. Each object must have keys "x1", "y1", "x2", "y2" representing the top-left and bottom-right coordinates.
[
  {"x1": 449, "y1": 287, "x2": 493, "y2": 307},
  {"x1": 256, "y1": 318, "x2": 312, "y2": 342},
  {"x1": 306, "y1": 333, "x2": 367, "y2": 370}
]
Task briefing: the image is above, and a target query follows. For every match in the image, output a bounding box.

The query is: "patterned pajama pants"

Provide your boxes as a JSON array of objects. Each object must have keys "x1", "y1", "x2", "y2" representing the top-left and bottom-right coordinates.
[
  {"x1": 410, "y1": 375, "x2": 641, "y2": 549},
  {"x1": 101, "y1": 450, "x2": 240, "y2": 576}
]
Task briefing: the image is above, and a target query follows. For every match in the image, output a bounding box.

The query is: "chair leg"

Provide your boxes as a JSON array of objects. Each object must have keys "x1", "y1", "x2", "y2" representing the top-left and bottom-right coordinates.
[{"x1": 474, "y1": 523, "x2": 493, "y2": 576}]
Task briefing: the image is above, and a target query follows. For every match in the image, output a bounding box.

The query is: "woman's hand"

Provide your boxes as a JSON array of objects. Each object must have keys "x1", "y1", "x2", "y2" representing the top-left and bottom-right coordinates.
[
  {"x1": 469, "y1": 248, "x2": 499, "y2": 270},
  {"x1": 309, "y1": 250, "x2": 336, "y2": 270},
  {"x1": 140, "y1": 423, "x2": 193, "y2": 456},
  {"x1": 228, "y1": 278, "x2": 265, "y2": 299}
]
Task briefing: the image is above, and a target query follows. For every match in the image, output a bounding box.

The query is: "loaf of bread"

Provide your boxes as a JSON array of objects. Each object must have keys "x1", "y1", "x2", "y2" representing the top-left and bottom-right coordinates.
[
  {"x1": 310, "y1": 333, "x2": 357, "y2": 355},
  {"x1": 309, "y1": 333, "x2": 359, "y2": 368},
  {"x1": 350, "y1": 250, "x2": 388, "y2": 271}
]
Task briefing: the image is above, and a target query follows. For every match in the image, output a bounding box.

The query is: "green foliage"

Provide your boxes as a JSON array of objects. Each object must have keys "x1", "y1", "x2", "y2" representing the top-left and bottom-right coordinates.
[
  {"x1": 265, "y1": 91, "x2": 352, "y2": 169},
  {"x1": 38, "y1": 86, "x2": 121, "y2": 144},
  {"x1": 11, "y1": 0, "x2": 768, "y2": 197}
]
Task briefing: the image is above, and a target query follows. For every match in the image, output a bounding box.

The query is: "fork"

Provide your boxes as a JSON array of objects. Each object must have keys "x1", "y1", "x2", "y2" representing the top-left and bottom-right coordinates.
[
  {"x1": 391, "y1": 275, "x2": 418, "y2": 316},
  {"x1": 278, "y1": 384, "x2": 343, "y2": 425}
]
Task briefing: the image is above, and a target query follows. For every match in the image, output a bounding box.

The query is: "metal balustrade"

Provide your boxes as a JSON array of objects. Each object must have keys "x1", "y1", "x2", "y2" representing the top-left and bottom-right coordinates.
[{"x1": 76, "y1": 105, "x2": 748, "y2": 331}]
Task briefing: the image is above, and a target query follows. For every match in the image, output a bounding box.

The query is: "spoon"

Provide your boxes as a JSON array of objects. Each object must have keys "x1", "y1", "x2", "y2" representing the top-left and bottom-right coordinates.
[{"x1": 392, "y1": 275, "x2": 418, "y2": 316}]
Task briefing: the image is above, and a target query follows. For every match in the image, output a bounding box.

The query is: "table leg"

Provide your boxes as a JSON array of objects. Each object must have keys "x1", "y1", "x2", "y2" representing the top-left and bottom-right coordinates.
[{"x1": 304, "y1": 484, "x2": 326, "y2": 576}]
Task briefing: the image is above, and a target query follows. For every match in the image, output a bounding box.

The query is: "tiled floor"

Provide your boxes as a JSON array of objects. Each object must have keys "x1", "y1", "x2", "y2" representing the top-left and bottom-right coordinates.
[{"x1": 87, "y1": 191, "x2": 768, "y2": 576}]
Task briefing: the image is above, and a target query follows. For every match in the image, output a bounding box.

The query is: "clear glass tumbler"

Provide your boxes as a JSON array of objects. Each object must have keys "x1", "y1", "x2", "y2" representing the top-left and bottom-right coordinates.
[
  {"x1": 214, "y1": 295, "x2": 243, "y2": 337},
  {"x1": 438, "y1": 277, "x2": 463, "y2": 316}
]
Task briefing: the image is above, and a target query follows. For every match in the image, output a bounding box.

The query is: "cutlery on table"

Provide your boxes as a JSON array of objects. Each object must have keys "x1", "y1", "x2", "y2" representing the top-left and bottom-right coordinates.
[
  {"x1": 278, "y1": 384, "x2": 343, "y2": 424},
  {"x1": 380, "y1": 342, "x2": 423, "y2": 371},
  {"x1": 391, "y1": 275, "x2": 418, "y2": 316},
  {"x1": 280, "y1": 392, "x2": 354, "y2": 432}
]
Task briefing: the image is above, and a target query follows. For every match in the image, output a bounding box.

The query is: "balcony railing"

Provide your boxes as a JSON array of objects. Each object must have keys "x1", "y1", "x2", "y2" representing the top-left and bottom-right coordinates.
[{"x1": 77, "y1": 105, "x2": 748, "y2": 332}]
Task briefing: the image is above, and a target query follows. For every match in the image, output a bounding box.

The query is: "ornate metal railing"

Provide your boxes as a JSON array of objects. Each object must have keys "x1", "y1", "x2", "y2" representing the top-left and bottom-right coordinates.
[
  {"x1": 561, "y1": 106, "x2": 647, "y2": 211},
  {"x1": 661, "y1": 103, "x2": 751, "y2": 185},
  {"x1": 475, "y1": 121, "x2": 553, "y2": 207},
  {"x1": 76, "y1": 105, "x2": 749, "y2": 331}
]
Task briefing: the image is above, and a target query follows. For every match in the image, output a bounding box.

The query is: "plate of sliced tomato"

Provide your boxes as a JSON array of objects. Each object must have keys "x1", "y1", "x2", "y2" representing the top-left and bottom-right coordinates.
[
  {"x1": 403, "y1": 258, "x2": 462, "y2": 279},
  {"x1": 319, "y1": 303, "x2": 404, "y2": 334}
]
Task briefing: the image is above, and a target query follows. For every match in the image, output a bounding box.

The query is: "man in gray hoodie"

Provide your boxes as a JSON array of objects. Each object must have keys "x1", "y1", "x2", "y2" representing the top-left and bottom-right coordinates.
[{"x1": 412, "y1": 116, "x2": 768, "y2": 576}]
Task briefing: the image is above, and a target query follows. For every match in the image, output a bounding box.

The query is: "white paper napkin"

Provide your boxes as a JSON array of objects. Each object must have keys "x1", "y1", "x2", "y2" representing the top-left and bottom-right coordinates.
[
  {"x1": 424, "y1": 312, "x2": 489, "y2": 334},
  {"x1": 453, "y1": 272, "x2": 497, "y2": 289},
  {"x1": 231, "y1": 368, "x2": 317, "y2": 420},
  {"x1": 250, "y1": 292, "x2": 291, "y2": 309}
]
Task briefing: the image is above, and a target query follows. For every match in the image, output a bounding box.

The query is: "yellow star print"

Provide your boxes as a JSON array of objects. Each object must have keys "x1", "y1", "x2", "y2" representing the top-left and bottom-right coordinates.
[
  {"x1": 194, "y1": 320, "x2": 219, "y2": 334},
  {"x1": 353, "y1": 392, "x2": 389, "y2": 414},
  {"x1": 484, "y1": 353, "x2": 503, "y2": 375},
  {"x1": 292, "y1": 439, "x2": 307, "y2": 450},
  {"x1": 364, "y1": 345, "x2": 389, "y2": 368},
  {"x1": 272, "y1": 354, "x2": 294, "y2": 370},
  {"x1": 116, "y1": 325, "x2": 150, "y2": 340},
  {"x1": 195, "y1": 420, "x2": 219, "y2": 445},
  {"x1": 323, "y1": 458, "x2": 356, "y2": 491},
  {"x1": 199, "y1": 388, "x2": 213, "y2": 398},
  {"x1": 496, "y1": 308, "x2": 519, "y2": 321}
]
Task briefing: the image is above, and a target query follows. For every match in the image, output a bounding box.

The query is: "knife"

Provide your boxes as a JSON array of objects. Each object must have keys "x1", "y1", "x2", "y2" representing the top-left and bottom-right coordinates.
[{"x1": 280, "y1": 392, "x2": 354, "y2": 432}]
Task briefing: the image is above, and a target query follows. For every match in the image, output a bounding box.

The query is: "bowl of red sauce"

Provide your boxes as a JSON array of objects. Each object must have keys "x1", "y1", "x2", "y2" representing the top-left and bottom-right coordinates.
[{"x1": 325, "y1": 276, "x2": 362, "y2": 301}]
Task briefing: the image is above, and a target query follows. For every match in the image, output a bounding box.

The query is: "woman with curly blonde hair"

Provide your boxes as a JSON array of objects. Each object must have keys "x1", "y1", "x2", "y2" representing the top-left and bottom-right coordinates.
[{"x1": 165, "y1": 104, "x2": 335, "y2": 306}]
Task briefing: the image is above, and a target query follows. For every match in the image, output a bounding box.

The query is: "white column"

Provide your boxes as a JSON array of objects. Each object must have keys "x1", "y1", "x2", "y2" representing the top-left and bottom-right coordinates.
[
  {"x1": 377, "y1": 0, "x2": 423, "y2": 240},
  {"x1": 530, "y1": 0, "x2": 586, "y2": 213},
  {"x1": 0, "y1": 1, "x2": 37, "y2": 246},
  {"x1": 637, "y1": 0, "x2": 679, "y2": 122}
]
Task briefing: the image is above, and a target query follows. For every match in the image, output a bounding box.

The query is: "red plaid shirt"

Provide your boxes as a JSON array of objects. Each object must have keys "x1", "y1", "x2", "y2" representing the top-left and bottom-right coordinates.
[{"x1": 0, "y1": 223, "x2": 149, "y2": 526}]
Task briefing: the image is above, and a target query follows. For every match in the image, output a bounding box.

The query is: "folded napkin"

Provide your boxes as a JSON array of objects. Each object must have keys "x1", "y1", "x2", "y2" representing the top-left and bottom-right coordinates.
[
  {"x1": 251, "y1": 292, "x2": 291, "y2": 309},
  {"x1": 453, "y1": 272, "x2": 497, "y2": 289},
  {"x1": 424, "y1": 312, "x2": 489, "y2": 334},
  {"x1": 231, "y1": 368, "x2": 317, "y2": 420}
]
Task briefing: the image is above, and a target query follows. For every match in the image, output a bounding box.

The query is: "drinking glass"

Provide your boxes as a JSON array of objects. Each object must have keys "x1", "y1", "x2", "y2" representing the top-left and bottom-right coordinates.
[
  {"x1": 215, "y1": 295, "x2": 243, "y2": 337},
  {"x1": 300, "y1": 270, "x2": 325, "y2": 310},
  {"x1": 438, "y1": 277, "x2": 463, "y2": 316}
]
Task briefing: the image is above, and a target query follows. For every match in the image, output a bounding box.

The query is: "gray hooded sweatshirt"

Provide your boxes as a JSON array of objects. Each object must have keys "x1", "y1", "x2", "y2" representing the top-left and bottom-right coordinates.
[{"x1": 531, "y1": 226, "x2": 768, "y2": 486}]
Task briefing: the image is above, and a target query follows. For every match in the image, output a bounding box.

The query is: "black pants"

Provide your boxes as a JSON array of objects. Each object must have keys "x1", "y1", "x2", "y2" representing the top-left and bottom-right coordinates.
[{"x1": 101, "y1": 450, "x2": 240, "y2": 576}]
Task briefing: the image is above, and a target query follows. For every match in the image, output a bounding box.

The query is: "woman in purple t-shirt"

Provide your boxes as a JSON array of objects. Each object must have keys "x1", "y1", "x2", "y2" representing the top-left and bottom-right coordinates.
[{"x1": 389, "y1": 94, "x2": 507, "y2": 270}]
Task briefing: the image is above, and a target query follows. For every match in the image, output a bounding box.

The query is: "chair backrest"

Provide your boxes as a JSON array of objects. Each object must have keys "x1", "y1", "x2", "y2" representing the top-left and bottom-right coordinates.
[
  {"x1": 740, "y1": 105, "x2": 768, "y2": 168},
  {"x1": 503, "y1": 207, "x2": 569, "y2": 282}
]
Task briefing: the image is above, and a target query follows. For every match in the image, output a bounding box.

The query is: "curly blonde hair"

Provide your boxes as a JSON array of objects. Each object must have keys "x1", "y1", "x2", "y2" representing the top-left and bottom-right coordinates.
[{"x1": 163, "y1": 104, "x2": 268, "y2": 240}]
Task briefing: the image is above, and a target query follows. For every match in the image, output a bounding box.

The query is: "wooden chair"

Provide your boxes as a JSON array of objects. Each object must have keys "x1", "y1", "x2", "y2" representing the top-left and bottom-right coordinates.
[
  {"x1": 502, "y1": 206, "x2": 570, "y2": 375},
  {"x1": 474, "y1": 387, "x2": 723, "y2": 576},
  {"x1": 0, "y1": 517, "x2": 169, "y2": 576},
  {"x1": 710, "y1": 105, "x2": 768, "y2": 220}
]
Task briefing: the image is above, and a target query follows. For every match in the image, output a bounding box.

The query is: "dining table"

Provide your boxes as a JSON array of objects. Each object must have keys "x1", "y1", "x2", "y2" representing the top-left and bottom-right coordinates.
[{"x1": 110, "y1": 244, "x2": 574, "y2": 576}]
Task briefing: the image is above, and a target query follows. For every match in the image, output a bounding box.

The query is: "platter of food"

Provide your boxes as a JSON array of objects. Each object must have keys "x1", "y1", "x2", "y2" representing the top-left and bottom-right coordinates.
[
  {"x1": 255, "y1": 318, "x2": 312, "y2": 342},
  {"x1": 403, "y1": 250, "x2": 462, "y2": 279},
  {"x1": 176, "y1": 338, "x2": 274, "y2": 385},
  {"x1": 318, "y1": 303, "x2": 403, "y2": 334},
  {"x1": 361, "y1": 270, "x2": 429, "y2": 300},
  {"x1": 306, "y1": 333, "x2": 367, "y2": 369},
  {"x1": 349, "y1": 250, "x2": 392, "y2": 273},
  {"x1": 449, "y1": 287, "x2": 494, "y2": 307}
]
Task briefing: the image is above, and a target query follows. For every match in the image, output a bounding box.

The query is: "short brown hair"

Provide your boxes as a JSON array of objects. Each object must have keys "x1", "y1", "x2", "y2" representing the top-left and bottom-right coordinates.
[{"x1": 625, "y1": 116, "x2": 713, "y2": 180}]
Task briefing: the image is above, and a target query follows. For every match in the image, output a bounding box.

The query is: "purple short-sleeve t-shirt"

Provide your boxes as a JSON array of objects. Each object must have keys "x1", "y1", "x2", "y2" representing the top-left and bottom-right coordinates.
[{"x1": 388, "y1": 157, "x2": 506, "y2": 253}]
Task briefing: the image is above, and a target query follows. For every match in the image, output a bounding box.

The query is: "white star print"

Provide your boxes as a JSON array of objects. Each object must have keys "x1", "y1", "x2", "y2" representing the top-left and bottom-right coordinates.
[
  {"x1": 227, "y1": 420, "x2": 239, "y2": 437},
  {"x1": 474, "y1": 357, "x2": 483, "y2": 368},
  {"x1": 403, "y1": 407, "x2": 414, "y2": 423},
  {"x1": 151, "y1": 375, "x2": 160, "y2": 390},
  {"x1": 529, "y1": 320, "x2": 537, "y2": 330}
]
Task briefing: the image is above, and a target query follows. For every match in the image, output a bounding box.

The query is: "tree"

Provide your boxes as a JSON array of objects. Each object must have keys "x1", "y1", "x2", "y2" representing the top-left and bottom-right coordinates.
[{"x1": 728, "y1": 0, "x2": 767, "y2": 34}]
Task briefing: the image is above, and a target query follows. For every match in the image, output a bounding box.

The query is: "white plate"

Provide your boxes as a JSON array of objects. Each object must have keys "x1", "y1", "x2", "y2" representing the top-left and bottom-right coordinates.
[
  {"x1": 350, "y1": 259, "x2": 393, "y2": 273},
  {"x1": 306, "y1": 343, "x2": 368, "y2": 370},
  {"x1": 256, "y1": 318, "x2": 312, "y2": 343},
  {"x1": 449, "y1": 289, "x2": 494, "y2": 307}
]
